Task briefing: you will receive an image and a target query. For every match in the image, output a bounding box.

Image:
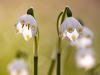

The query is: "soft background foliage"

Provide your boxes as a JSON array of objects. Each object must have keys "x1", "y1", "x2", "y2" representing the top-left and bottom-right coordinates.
[{"x1": 0, "y1": 0, "x2": 100, "y2": 75}]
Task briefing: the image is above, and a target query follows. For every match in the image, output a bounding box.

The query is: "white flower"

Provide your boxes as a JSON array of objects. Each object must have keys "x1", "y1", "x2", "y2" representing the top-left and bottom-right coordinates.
[
  {"x1": 75, "y1": 48, "x2": 95, "y2": 70},
  {"x1": 75, "y1": 37, "x2": 93, "y2": 49},
  {"x1": 16, "y1": 14, "x2": 37, "y2": 41},
  {"x1": 8, "y1": 59, "x2": 29, "y2": 75},
  {"x1": 81, "y1": 26, "x2": 94, "y2": 39},
  {"x1": 60, "y1": 17, "x2": 83, "y2": 41},
  {"x1": 16, "y1": 22, "x2": 23, "y2": 34},
  {"x1": 62, "y1": 29, "x2": 79, "y2": 41}
]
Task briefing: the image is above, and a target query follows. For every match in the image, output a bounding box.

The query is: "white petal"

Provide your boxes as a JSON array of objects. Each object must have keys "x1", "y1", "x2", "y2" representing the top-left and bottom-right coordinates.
[
  {"x1": 70, "y1": 40, "x2": 77, "y2": 46},
  {"x1": 10, "y1": 71, "x2": 17, "y2": 75},
  {"x1": 22, "y1": 25, "x2": 32, "y2": 41},
  {"x1": 62, "y1": 30, "x2": 67, "y2": 40},
  {"x1": 62, "y1": 29, "x2": 79, "y2": 41},
  {"x1": 20, "y1": 70, "x2": 29, "y2": 75},
  {"x1": 16, "y1": 22, "x2": 23, "y2": 34},
  {"x1": 76, "y1": 37, "x2": 92, "y2": 49},
  {"x1": 60, "y1": 17, "x2": 82, "y2": 33},
  {"x1": 76, "y1": 49, "x2": 95, "y2": 70},
  {"x1": 82, "y1": 26, "x2": 94, "y2": 38},
  {"x1": 8, "y1": 59, "x2": 28, "y2": 73},
  {"x1": 18, "y1": 14, "x2": 37, "y2": 27}
]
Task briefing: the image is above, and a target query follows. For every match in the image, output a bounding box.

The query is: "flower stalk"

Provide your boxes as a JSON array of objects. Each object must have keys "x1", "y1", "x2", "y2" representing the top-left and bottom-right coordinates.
[
  {"x1": 34, "y1": 35, "x2": 38, "y2": 75},
  {"x1": 56, "y1": 6, "x2": 74, "y2": 75},
  {"x1": 48, "y1": 59, "x2": 56, "y2": 75},
  {"x1": 47, "y1": 48, "x2": 57, "y2": 75},
  {"x1": 56, "y1": 7, "x2": 69, "y2": 75},
  {"x1": 27, "y1": 8, "x2": 39, "y2": 75},
  {"x1": 56, "y1": 12, "x2": 63, "y2": 75}
]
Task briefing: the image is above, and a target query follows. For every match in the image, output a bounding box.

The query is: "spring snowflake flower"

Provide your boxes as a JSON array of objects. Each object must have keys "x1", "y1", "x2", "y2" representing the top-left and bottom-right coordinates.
[
  {"x1": 81, "y1": 26, "x2": 94, "y2": 39},
  {"x1": 7, "y1": 59, "x2": 29, "y2": 75},
  {"x1": 72, "y1": 26, "x2": 94, "y2": 48},
  {"x1": 76, "y1": 37, "x2": 93, "y2": 49},
  {"x1": 60, "y1": 17, "x2": 83, "y2": 41},
  {"x1": 16, "y1": 14, "x2": 37, "y2": 41},
  {"x1": 75, "y1": 48, "x2": 95, "y2": 70}
]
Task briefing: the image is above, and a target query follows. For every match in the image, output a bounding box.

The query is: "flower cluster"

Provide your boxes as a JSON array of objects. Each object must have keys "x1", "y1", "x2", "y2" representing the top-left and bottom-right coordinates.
[
  {"x1": 75, "y1": 48, "x2": 95, "y2": 70},
  {"x1": 59, "y1": 6, "x2": 95, "y2": 70},
  {"x1": 74, "y1": 20, "x2": 95, "y2": 70},
  {"x1": 14, "y1": 6, "x2": 97, "y2": 75}
]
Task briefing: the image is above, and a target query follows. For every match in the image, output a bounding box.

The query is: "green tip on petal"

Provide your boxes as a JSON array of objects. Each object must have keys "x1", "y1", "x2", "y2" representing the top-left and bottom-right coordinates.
[
  {"x1": 77, "y1": 18, "x2": 84, "y2": 26},
  {"x1": 27, "y1": 7, "x2": 34, "y2": 17},
  {"x1": 66, "y1": 6, "x2": 72, "y2": 17}
]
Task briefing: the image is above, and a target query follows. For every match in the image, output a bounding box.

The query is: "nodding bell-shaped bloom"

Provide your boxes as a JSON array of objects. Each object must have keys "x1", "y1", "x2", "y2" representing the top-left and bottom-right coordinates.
[
  {"x1": 75, "y1": 37, "x2": 93, "y2": 49},
  {"x1": 16, "y1": 14, "x2": 37, "y2": 41},
  {"x1": 60, "y1": 17, "x2": 83, "y2": 41},
  {"x1": 72, "y1": 26, "x2": 94, "y2": 49},
  {"x1": 75, "y1": 48, "x2": 95, "y2": 70},
  {"x1": 81, "y1": 26, "x2": 94, "y2": 39},
  {"x1": 7, "y1": 59, "x2": 29, "y2": 75}
]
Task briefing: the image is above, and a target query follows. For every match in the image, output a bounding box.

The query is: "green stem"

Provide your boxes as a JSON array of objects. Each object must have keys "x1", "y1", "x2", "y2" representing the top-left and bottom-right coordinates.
[
  {"x1": 57, "y1": 53, "x2": 61, "y2": 75},
  {"x1": 57, "y1": 36, "x2": 61, "y2": 75},
  {"x1": 47, "y1": 48, "x2": 57, "y2": 75},
  {"x1": 57, "y1": 12, "x2": 63, "y2": 35},
  {"x1": 56, "y1": 6, "x2": 72, "y2": 75},
  {"x1": 65, "y1": 45, "x2": 73, "y2": 65},
  {"x1": 34, "y1": 36, "x2": 38, "y2": 75},
  {"x1": 27, "y1": 7, "x2": 39, "y2": 75},
  {"x1": 61, "y1": 7, "x2": 67, "y2": 24},
  {"x1": 56, "y1": 11, "x2": 63, "y2": 75},
  {"x1": 34, "y1": 56, "x2": 38, "y2": 75},
  {"x1": 48, "y1": 60, "x2": 56, "y2": 75}
]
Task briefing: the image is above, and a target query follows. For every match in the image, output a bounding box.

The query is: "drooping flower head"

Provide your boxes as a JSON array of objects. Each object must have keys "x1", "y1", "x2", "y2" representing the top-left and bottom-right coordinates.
[
  {"x1": 8, "y1": 59, "x2": 29, "y2": 75},
  {"x1": 75, "y1": 48, "x2": 95, "y2": 70},
  {"x1": 74, "y1": 37, "x2": 93, "y2": 49},
  {"x1": 77, "y1": 18, "x2": 94, "y2": 39},
  {"x1": 60, "y1": 6, "x2": 83, "y2": 42},
  {"x1": 81, "y1": 26, "x2": 94, "y2": 39},
  {"x1": 16, "y1": 8, "x2": 37, "y2": 41},
  {"x1": 71, "y1": 19, "x2": 94, "y2": 47}
]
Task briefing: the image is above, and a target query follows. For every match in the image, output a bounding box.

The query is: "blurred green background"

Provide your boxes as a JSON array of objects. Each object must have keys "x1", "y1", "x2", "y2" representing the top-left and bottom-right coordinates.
[{"x1": 0, "y1": 0, "x2": 100, "y2": 75}]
